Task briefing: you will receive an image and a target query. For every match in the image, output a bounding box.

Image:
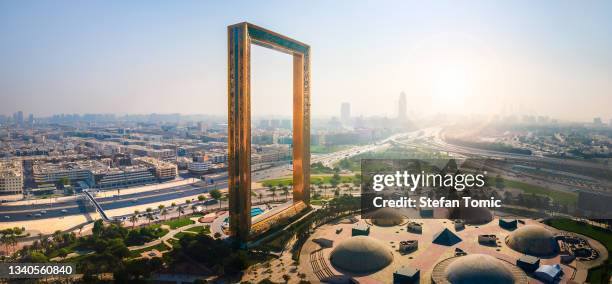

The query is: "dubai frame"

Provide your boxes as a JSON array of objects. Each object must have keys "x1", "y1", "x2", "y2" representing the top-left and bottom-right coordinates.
[{"x1": 227, "y1": 22, "x2": 311, "y2": 242}]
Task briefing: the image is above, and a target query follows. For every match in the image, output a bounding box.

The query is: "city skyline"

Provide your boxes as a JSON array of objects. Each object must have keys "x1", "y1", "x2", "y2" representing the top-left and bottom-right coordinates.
[{"x1": 1, "y1": 1, "x2": 612, "y2": 121}]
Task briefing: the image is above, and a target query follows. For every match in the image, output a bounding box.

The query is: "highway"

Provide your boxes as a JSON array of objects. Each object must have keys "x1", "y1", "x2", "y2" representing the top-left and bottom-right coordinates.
[
  {"x1": 0, "y1": 130, "x2": 417, "y2": 223},
  {"x1": 0, "y1": 180, "x2": 230, "y2": 222},
  {"x1": 0, "y1": 154, "x2": 311, "y2": 222}
]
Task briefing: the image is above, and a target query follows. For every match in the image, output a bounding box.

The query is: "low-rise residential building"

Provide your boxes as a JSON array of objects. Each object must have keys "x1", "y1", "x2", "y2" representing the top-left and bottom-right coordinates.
[
  {"x1": 33, "y1": 159, "x2": 161, "y2": 189},
  {"x1": 188, "y1": 161, "x2": 211, "y2": 174},
  {"x1": 33, "y1": 160, "x2": 99, "y2": 185},
  {"x1": 251, "y1": 145, "x2": 291, "y2": 164},
  {"x1": 93, "y1": 166, "x2": 156, "y2": 189},
  {"x1": 134, "y1": 157, "x2": 177, "y2": 180},
  {"x1": 0, "y1": 160, "x2": 23, "y2": 195}
]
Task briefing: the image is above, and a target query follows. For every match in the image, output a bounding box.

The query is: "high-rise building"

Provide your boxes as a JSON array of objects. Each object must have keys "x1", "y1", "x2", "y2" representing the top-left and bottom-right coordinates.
[
  {"x1": 28, "y1": 114, "x2": 34, "y2": 126},
  {"x1": 398, "y1": 92, "x2": 407, "y2": 121},
  {"x1": 341, "y1": 102, "x2": 351, "y2": 123},
  {"x1": 197, "y1": 121, "x2": 207, "y2": 133},
  {"x1": 13, "y1": 111, "x2": 24, "y2": 126},
  {"x1": 593, "y1": 117, "x2": 602, "y2": 125},
  {"x1": 281, "y1": 119, "x2": 291, "y2": 129}
]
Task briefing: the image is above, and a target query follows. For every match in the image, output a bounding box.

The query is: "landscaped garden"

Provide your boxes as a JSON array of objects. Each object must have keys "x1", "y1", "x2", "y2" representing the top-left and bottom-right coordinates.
[{"x1": 546, "y1": 218, "x2": 612, "y2": 283}]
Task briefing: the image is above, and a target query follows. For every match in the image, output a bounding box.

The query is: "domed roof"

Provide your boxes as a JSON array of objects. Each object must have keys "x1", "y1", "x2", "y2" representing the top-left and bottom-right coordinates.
[
  {"x1": 370, "y1": 208, "x2": 405, "y2": 226},
  {"x1": 329, "y1": 236, "x2": 393, "y2": 273},
  {"x1": 444, "y1": 254, "x2": 515, "y2": 284},
  {"x1": 506, "y1": 225, "x2": 558, "y2": 256},
  {"x1": 449, "y1": 207, "x2": 493, "y2": 224}
]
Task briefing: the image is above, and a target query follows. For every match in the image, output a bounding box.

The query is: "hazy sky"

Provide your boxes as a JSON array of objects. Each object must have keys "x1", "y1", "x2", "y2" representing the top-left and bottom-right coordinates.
[{"x1": 1, "y1": 0, "x2": 611, "y2": 121}]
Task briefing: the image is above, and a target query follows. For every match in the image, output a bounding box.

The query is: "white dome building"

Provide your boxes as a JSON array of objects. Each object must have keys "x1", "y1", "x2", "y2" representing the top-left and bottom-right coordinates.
[
  {"x1": 443, "y1": 254, "x2": 515, "y2": 284},
  {"x1": 369, "y1": 207, "x2": 405, "y2": 226},
  {"x1": 506, "y1": 225, "x2": 559, "y2": 256},
  {"x1": 329, "y1": 236, "x2": 393, "y2": 273},
  {"x1": 449, "y1": 207, "x2": 493, "y2": 224}
]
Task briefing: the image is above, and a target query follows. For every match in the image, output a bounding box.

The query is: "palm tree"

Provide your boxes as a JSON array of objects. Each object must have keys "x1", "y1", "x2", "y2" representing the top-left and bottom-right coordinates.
[
  {"x1": 0, "y1": 235, "x2": 7, "y2": 255},
  {"x1": 52, "y1": 230, "x2": 62, "y2": 244},
  {"x1": 161, "y1": 209, "x2": 168, "y2": 220},
  {"x1": 129, "y1": 214, "x2": 138, "y2": 228},
  {"x1": 8, "y1": 235, "x2": 16, "y2": 255},
  {"x1": 282, "y1": 186, "x2": 289, "y2": 201},
  {"x1": 158, "y1": 204, "x2": 165, "y2": 212},
  {"x1": 146, "y1": 213, "x2": 154, "y2": 224},
  {"x1": 258, "y1": 193, "x2": 263, "y2": 204},
  {"x1": 270, "y1": 187, "x2": 277, "y2": 202},
  {"x1": 145, "y1": 208, "x2": 153, "y2": 224},
  {"x1": 198, "y1": 195, "x2": 205, "y2": 202}
]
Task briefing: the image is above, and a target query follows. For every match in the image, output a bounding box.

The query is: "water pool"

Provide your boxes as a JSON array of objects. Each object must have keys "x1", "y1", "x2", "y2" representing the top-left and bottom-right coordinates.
[{"x1": 224, "y1": 207, "x2": 265, "y2": 223}]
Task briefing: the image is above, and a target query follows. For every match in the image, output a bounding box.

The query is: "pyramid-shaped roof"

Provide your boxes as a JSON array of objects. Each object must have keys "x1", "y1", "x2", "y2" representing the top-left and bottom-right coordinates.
[{"x1": 433, "y1": 228, "x2": 462, "y2": 246}]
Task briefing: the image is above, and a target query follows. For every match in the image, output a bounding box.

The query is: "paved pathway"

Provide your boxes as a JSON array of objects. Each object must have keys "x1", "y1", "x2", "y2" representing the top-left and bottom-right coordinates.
[{"x1": 127, "y1": 217, "x2": 205, "y2": 251}]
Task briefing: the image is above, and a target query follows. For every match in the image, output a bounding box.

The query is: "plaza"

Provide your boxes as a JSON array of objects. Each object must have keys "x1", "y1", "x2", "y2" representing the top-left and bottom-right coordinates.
[{"x1": 295, "y1": 215, "x2": 608, "y2": 283}]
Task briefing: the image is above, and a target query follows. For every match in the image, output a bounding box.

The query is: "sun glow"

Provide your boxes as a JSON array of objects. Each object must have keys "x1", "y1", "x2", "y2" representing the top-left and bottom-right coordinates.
[
  {"x1": 401, "y1": 33, "x2": 505, "y2": 115},
  {"x1": 430, "y1": 63, "x2": 475, "y2": 108}
]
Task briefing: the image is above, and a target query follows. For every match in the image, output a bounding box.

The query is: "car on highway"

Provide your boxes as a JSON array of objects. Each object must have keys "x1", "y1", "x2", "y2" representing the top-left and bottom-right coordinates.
[
  {"x1": 34, "y1": 213, "x2": 41, "y2": 217},
  {"x1": 4, "y1": 216, "x2": 9, "y2": 219},
  {"x1": 61, "y1": 209, "x2": 68, "y2": 213}
]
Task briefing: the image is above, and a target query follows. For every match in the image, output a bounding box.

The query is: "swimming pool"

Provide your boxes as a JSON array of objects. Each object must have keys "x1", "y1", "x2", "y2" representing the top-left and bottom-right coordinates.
[{"x1": 224, "y1": 207, "x2": 265, "y2": 223}]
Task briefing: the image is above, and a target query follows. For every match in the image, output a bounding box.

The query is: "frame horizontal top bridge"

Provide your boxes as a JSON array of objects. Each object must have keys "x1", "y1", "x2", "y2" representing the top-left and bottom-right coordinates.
[{"x1": 228, "y1": 22, "x2": 310, "y2": 55}]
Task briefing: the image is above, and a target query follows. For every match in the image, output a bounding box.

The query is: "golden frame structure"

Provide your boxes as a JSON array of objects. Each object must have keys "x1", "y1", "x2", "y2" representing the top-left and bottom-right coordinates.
[{"x1": 227, "y1": 22, "x2": 310, "y2": 242}]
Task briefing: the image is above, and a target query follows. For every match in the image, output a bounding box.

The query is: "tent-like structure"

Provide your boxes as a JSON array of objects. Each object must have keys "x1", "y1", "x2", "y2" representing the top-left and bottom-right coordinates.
[
  {"x1": 499, "y1": 218, "x2": 518, "y2": 230},
  {"x1": 393, "y1": 266, "x2": 420, "y2": 284},
  {"x1": 432, "y1": 228, "x2": 462, "y2": 246},
  {"x1": 534, "y1": 264, "x2": 563, "y2": 283}
]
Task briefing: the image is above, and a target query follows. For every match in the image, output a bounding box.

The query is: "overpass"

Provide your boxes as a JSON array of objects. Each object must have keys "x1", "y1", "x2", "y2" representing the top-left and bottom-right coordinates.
[{"x1": 82, "y1": 190, "x2": 110, "y2": 222}]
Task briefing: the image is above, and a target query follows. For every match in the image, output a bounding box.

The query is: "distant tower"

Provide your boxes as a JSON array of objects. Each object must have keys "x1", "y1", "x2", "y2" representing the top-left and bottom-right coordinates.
[
  {"x1": 14, "y1": 111, "x2": 24, "y2": 126},
  {"x1": 398, "y1": 92, "x2": 407, "y2": 121},
  {"x1": 341, "y1": 102, "x2": 351, "y2": 123},
  {"x1": 593, "y1": 117, "x2": 602, "y2": 125}
]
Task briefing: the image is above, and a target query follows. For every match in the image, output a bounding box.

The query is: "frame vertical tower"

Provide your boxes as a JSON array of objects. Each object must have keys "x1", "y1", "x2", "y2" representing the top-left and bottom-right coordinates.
[{"x1": 227, "y1": 22, "x2": 310, "y2": 242}]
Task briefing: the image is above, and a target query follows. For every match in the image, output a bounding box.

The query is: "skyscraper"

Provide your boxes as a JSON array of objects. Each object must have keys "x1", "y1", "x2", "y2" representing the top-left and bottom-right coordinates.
[
  {"x1": 14, "y1": 111, "x2": 24, "y2": 126},
  {"x1": 398, "y1": 92, "x2": 407, "y2": 121},
  {"x1": 341, "y1": 102, "x2": 351, "y2": 123}
]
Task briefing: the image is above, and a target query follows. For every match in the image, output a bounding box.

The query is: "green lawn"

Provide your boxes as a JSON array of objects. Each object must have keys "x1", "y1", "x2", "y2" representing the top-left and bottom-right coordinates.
[
  {"x1": 501, "y1": 178, "x2": 577, "y2": 206},
  {"x1": 309, "y1": 199, "x2": 324, "y2": 206},
  {"x1": 310, "y1": 145, "x2": 351, "y2": 154},
  {"x1": 129, "y1": 242, "x2": 169, "y2": 257},
  {"x1": 140, "y1": 223, "x2": 169, "y2": 238},
  {"x1": 167, "y1": 238, "x2": 181, "y2": 249},
  {"x1": 185, "y1": 225, "x2": 210, "y2": 234},
  {"x1": 547, "y1": 219, "x2": 612, "y2": 251},
  {"x1": 173, "y1": 232, "x2": 194, "y2": 239},
  {"x1": 546, "y1": 218, "x2": 612, "y2": 283},
  {"x1": 162, "y1": 217, "x2": 195, "y2": 229},
  {"x1": 262, "y1": 175, "x2": 358, "y2": 187},
  {"x1": 46, "y1": 243, "x2": 78, "y2": 259}
]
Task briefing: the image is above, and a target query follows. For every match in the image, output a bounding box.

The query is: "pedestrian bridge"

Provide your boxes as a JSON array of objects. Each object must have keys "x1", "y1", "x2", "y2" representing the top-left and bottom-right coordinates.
[{"x1": 82, "y1": 190, "x2": 110, "y2": 222}]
